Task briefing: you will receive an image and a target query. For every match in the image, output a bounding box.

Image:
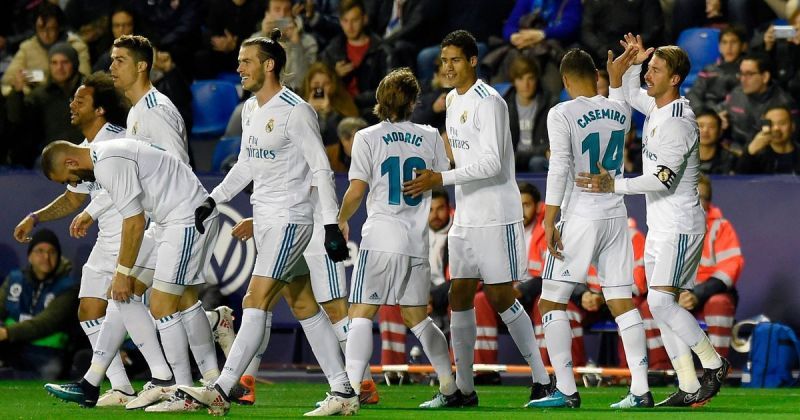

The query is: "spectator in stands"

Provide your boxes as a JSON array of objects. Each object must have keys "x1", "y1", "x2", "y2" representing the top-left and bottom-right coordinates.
[
  {"x1": 2, "y1": 3, "x2": 90, "y2": 96},
  {"x1": 321, "y1": 0, "x2": 389, "y2": 116},
  {"x1": 751, "y1": 9, "x2": 800, "y2": 99},
  {"x1": 194, "y1": 0, "x2": 267, "y2": 80},
  {"x1": 687, "y1": 26, "x2": 748, "y2": 113},
  {"x1": 697, "y1": 109, "x2": 738, "y2": 174},
  {"x1": 92, "y1": 7, "x2": 136, "y2": 73},
  {"x1": 299, "y1": 0, "x2": 343, "y2": 47},
  {"x1": 738, "y1": 105, "x2": 800, "y2": 173},
  {"x1": 5, "y1": 42, "x2": 84, "y2": 167},
  {"x1": 503, "y1": 55, "x2": 557, "y2": 173},
  {"x1": 410, "y1": 57, "x2": 449, "y2": 132},
  {"x1": 128, "y1": 0, "x2": 202, "y2": 77},
  {"x1": 721, "y1": 53, "x2": 798, "y2": 149},
  {"x1": 64, "y1": 0, "x2": 115, "y2": 66},
  {"x1": 641, "y1": 175, "x2": 743, "y2": 364},
  {"x1": 580, "y1": 0, "x2": 663, "y2": 66},
  {"x1": 496, "y1": 0, "x2": 582, "y2": 93},
  {"x1": 302, "y1": 62, "x2": 359, "y2": 146},
  {"x1": 326, "y1": 116, "x2": 367, "y2": 173},
  {"x1": 0, "y1": 229, "x2": 78, "y2": 380},
  {"x1": 366, "y1": 0, "x2": 443, "y2": 68},
  {"x1": 252, "y1": 0, "x2": 318, "y2": 90},
  {"x1": 151, "y1": 48, "x2": 194, "y2": 136}
]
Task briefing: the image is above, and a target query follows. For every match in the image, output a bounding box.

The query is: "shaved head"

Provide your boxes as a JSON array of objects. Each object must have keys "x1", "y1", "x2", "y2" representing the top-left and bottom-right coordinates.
[{"x1": 41, "y1": 140, "x2": 93, "y2": 185}]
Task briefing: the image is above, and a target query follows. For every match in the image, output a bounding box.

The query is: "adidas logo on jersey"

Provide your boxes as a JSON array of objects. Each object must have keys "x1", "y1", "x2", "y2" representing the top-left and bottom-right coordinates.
[
  {"x1": 561, "y1": 269, "x2": 571, "y2": 277},
  {"x1": 369, "y1": 292, "x2": 380, "y2": 300}
]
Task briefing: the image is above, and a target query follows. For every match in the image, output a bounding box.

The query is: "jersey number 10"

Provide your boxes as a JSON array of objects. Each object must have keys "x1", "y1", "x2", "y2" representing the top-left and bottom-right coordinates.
[
  {"x1": 381, "y1": 156, "x2": 426, "y2": 206},
  {"x1": 581, "y1": 129, "x2": 625, "y2": 174}
]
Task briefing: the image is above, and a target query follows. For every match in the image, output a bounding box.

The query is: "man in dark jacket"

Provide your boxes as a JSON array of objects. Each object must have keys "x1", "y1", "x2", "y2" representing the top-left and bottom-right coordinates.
[
  {"x1": 737, "y1": 106, "x2": 800, "y2": 174},
  {"x1": 722, "y1": 53, "x2": 799, "y2": 149},
  {"x1": 687, "y1": 26, "x2": 747, "y2": 113},
  {"x1": 0, "y1": 229, "x2": 78, "y2": 380},
  {"x1": 6, "y1": 42, "x2": 84, "y2": 167},
  {"x1": 320, "y1": 0, "x2": 388, "y2": 116},
  {"x1": 366, "y1": 0, "x2": 443, "y2": 68},
  {"x1": 503, "y1": 55, "x2": 557, "y2": 172}
]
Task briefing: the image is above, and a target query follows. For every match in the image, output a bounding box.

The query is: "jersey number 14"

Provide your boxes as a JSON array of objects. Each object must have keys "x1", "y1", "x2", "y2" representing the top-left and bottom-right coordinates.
[
  {"x1": 581, "y1": 129, "x2": 625, "y2": 174},
  {"x1": 381, "y1": 156, "x2": 426, "y2": 206}
]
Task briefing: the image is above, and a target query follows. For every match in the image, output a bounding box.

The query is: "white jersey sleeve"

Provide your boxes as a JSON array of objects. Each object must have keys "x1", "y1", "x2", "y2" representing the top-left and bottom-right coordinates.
[
  {"x1": 622, "y1": 65, "x2": 655, "y2": 115},
  {"x1": 544, "y1": 107, "x2": 572, "y2": 207},
  {"x1": 94, "y1": 156, "x2": 144, "y2": 219},
  {"x1": 348, "y1": 130, "x2": 371, "y2": 182},
  {"x1": 84, "y1": 191, "x2": 115, "y2": 219},
  {"x1": 210, "y1": 100, "x2": 256, "y2": 204},
  {"x1": 432, "y1": 130, "x2": 451, "y2": 172},
  {"x1": 286, "y1": 103, "x2": 339, "y2": 225},
  {"x1": 441, "y1": 95, "x2": 505, "y2": 186}
]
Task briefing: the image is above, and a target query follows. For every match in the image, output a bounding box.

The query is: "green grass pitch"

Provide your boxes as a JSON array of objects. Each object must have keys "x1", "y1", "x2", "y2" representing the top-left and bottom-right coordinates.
[{"x1": 2, "y1": 381, "x2": 798, "y2": 419}]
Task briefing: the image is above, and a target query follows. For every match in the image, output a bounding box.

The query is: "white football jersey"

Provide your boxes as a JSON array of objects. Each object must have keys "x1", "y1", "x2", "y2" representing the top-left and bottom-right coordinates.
[
  {"x1": 126, "y1": 86, "x2": 190, "y2": 164},
  {"x1": 349, "y1": 120, "x2": 450, "y2": 258},
  {"x1": 67, "y1": 123, "x2": 126, "y2": 252},
  {"x1": 443, "y1": 79, "x2": 522, "y2": 227},
  {"x1": 91, "y1": 138, "x2": 208, "y2": 225},
  {"x1": 209, "y1": 88, "x2": 339, "y2": 226},
  {"x1": 615, "y1": 64, "x2": 705, "y2": 234},
  {"x1": 545, "y1": 95, "x2": 630, "y2": 220}
]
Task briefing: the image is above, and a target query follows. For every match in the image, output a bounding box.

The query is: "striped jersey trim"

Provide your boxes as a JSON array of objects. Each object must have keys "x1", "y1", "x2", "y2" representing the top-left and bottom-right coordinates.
[
  {"x1": 353, "y1": 250, "x2": 369, "y2": 302},
  {"x1": 272, "y1": 224, "x2": 298, "y2": 278},
  {"x1": 672, "y1": 234, "x2": 687, "y2": 288},
  {"x1": 505, "y1": 224, "x2": 518, "y2": 280},
  {"x1": 672, "y1": 102, "x2": 684, "y2": 118},
  {"x1": 105, "y1": 124, "x2": 125, "y2": 133},
  {"x1": 176, "y1": 227, "x2": 197, "y2": 285},
  {"x1": 325, "y1": 256, "x2": 340, "y2": 299},
  {"x1": 144, "y1": 92, "x2": 158, "y2": 109},
  {"x1": 279, "y1": 90, "x2": 301, "y2": 107},
  {"x1": 474, "y1": 84, "x2": 490, "y2": 98}
]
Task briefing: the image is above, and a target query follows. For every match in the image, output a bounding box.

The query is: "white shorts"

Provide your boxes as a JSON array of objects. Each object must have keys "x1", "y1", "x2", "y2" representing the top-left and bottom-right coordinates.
[
  {"x1": 645, "y1": 230, "x2": 704, "y2": 290},
  {"x1": 154, "y1": 215, "x2": 220, "y2": 294},
  {"x1": 448, "y1": 222, "x2": 527, "y2": 284},
  {"x1": 253, "y1": 223, "x2": 313, "y2": 282},
  {"x1": 306, "y1": 254, "x2": 347, "y2": 303},
  {"x1": 349, "y1": 250, "x2": 430, "y2": 307},
  {"x1": 542, "y1": 216, "x2": 633, "y2": 290},
  {"x1": 79, "y1": 242, "x2": 117, "y2": 299},
  {"x1": 132, "y1": 225, "x2": 158, "y2": 286}
]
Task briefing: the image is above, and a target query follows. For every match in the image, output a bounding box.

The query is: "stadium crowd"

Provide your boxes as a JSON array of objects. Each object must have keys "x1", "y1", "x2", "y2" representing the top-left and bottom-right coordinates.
[{"x1": 0, "y1": 0, "x2": 799, "y2": 173}]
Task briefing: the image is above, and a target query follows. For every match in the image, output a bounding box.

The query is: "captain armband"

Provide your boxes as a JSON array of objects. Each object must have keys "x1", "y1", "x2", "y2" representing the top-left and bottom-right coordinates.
[{"x1": 653, "y1": 165, "x2": 677, "y2": 190}]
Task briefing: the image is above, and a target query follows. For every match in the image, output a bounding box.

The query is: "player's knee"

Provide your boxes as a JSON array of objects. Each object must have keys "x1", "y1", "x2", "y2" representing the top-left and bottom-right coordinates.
[
  {"x1": 77, "y1": 298, "x2": 107, "y2": 321},
  {"x1": 289, "y1": 295, "x2": 319, "y2": 319},
  {"x1": 320, "y1": 298, "x2": 348, "y2": 323},
  {"x1": 449, "y1": 282, "x2": 476, "y2": 310},
  {"x1": 646, "y1": 288, "x2": 677, "y2": 320},
  {"x1": 539, "y1": 279, "x2": 573, "y2": 312},
  {"x1": 483, "y1": 283, "x2": 516, "y2": 312},
  {"x1": 400, "y1": 306, "x2": 428, "y2": 328}
]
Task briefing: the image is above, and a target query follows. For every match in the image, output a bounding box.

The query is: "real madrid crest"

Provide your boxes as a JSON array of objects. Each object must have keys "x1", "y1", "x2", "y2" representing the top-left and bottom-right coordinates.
[
  {"x1": 266, "y1": 118, "x2": 274, "y2": 133},
  {"x1": 460, "y1": 111, "x2": 468, "y2": 124}
]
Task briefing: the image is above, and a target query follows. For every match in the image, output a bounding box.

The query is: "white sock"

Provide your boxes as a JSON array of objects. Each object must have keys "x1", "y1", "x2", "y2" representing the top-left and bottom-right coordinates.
[
  {"x1": 118, "y1": 296, "x2": 172, "y2": 381},
  {"x1": 216, "y1": 308, "x2": 266, "y2": 396},
  {"x1": 500, "y1": 300, "x2": 550, "y2": 385},
  {"x1": 299, "y1": 309, "x2": 350, "y2": 395},
  {"x1": 181, "y1": 300, "x2": 220, "y2": 381},
  {"x1": 691, "y1": 336, "x2": 723, "y2": 369},
  {"x1": 244, "y1": 311, "x2": 272, "y2": 377},
  {"x1": 81, "y1": 315, "x2": 134, "y2": 394},
  {"x1": 156, "y1": 311, "x2": 193, "y2": 386},
  {"x1": 615, "y1": 309, "x2": 650, "y2": 396},
  {"x1": 345, "y1": 317, "x2": 373, "y2": 395},
  {"x1": 332, "y1": 316, "x2": 349, "y2": 353},
  {"x1": 411, "y1": 317, "x2": 457, "y2": 396},
  {"x1": 450, "y1": 308, "x2": 477, "y2": 394},
  {"x1": 83, "y1": 305, "x2": 127, "y2": 387},
  {"x1": 674, "y1": 353, "x2": 701, "y2": 393},
  {"x1": 332, "y1": 316, "x2": 370, "y2": 382},
  {"x1": 542, "y1": 310, "x2": 576, "y2": 395}
]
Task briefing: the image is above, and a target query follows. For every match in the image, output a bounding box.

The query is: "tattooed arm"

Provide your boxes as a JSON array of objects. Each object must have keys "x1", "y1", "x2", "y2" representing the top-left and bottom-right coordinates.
[{"x1": 13, "y1": 190, "x2": 88, "y2": 242}]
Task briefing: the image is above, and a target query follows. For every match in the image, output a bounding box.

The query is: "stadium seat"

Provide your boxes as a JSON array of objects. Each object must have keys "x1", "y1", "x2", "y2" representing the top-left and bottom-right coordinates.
[
  {"x1": 191, "y1": 80, "x2": 240, "y2": 139},
  {"x1": 492, "y1": 82, "x2": 511, "y2": 96},
  {"x1": 216, "y1": 71, "x2": 242, "y2": 85},
  {"x1": 211, "y1": 136, "x2": 241, "y2": 173},
  {"x1": 676, "y1": 27, "x2": 721, "y2": 89}
]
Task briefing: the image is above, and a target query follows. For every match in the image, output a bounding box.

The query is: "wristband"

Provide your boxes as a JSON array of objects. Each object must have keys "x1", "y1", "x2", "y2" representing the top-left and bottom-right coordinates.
[
  {"x1": 116, "y1": 264, "x2": 132, "y2": 276},
  {"x1": 28, "y1": 212, "x2": 39, "y2": 226}
]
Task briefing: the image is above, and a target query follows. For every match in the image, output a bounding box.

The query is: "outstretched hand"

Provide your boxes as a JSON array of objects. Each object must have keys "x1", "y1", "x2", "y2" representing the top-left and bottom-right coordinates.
[
  {"x1": 620, "y1": 33, "x2": 654, "y2": 65},
  {"x1": 606, "y1": 43, "x2": 639, "y2": 87}
]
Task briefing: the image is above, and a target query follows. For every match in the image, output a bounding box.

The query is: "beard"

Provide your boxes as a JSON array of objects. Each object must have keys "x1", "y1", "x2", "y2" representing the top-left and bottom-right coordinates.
[{"x1": 73, "y1": 169, "x2": 96, "y2": 183}]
